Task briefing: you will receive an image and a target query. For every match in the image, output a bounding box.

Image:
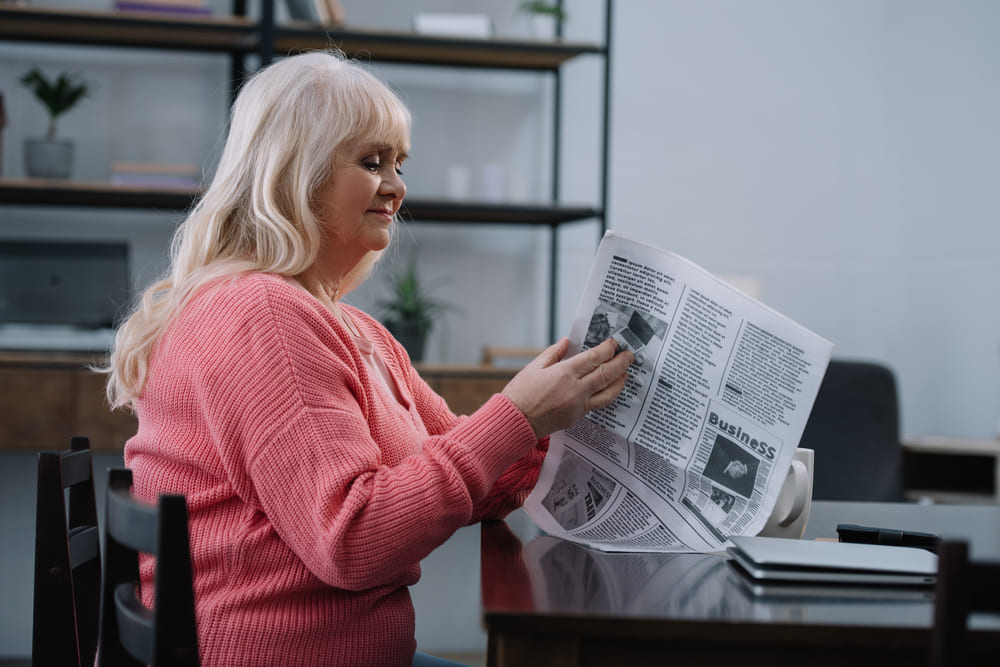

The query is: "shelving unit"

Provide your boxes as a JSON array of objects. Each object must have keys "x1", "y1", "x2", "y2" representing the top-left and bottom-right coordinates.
[{"x1": 0, "y1": 0, "x2": 612, "y2": 341}]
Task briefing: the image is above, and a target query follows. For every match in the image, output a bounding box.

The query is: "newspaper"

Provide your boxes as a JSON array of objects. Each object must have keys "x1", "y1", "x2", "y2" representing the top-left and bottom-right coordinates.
[{"x1": 524, "y1": 232, "x2": 834, "y2": 553}]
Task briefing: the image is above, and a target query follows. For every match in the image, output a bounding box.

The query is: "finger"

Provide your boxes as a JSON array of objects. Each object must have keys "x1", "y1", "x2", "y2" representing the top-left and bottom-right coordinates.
[
  {"x1": 597, "y1": 362, "x2": 609, "y2": 386},
  {"x1": 570, "y1": 338, "x2": 619, "y2": 376},
  {"x1": 604, "y1": 347, "x2": 635, "y2": 377},
  {"x1": 588, "y1": 344, "x2": 634, "y2": 382},
  {"x1": 576, "y1": 349, "x2": 633, "y2": 401},
  {"x1": 525, "y1": 337, "x2": 569, "y2": 370},
  {"x1": 587, "y1": 369, "x2": 629, "y2": 411}
]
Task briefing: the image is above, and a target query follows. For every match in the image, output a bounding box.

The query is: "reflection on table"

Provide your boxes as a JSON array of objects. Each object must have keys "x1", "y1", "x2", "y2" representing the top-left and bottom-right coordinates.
[{"x1": 481, "y1": 501, "x2": 1000, "y2": 667}]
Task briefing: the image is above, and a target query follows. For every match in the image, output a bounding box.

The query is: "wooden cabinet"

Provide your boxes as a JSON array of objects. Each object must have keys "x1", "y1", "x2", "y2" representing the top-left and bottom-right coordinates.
[
  {"x1": 416, "y1": 364, "x2": 519, "y2": 418},
  {"x1": 0, "y1": 353, "x2": 519, "y2": 451},
  {"x1": 0, "y1": 353, "x2": 137, "y2": 451}
]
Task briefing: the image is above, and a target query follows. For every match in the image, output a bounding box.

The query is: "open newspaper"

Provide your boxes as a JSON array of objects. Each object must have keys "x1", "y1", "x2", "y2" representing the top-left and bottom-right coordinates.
[{"x1": 524, "y1": 232, "x2": 834, "y2": 553}]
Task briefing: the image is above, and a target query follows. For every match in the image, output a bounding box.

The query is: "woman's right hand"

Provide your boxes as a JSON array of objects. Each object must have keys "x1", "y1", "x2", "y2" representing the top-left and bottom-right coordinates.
[{"x1": 501, "y1": 337, "x2": 633, "y2": 439}]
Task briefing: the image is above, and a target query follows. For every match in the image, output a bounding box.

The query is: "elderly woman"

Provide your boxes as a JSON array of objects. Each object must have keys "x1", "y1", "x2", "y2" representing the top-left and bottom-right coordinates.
[{"x1": 104, "y1": 50, "x2": 631, "y2": 667}]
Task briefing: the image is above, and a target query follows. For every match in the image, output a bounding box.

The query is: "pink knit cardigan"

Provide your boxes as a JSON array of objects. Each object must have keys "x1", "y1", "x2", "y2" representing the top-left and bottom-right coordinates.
[{"x1": 124, "y1": 273, "x2": 546, "y2": 666}]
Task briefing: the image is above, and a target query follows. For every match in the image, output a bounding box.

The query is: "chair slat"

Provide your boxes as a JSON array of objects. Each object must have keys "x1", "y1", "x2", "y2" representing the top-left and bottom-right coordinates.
[
  {"x1": 60, "y1": 448, "x2": 92, "y2": 488},
  {"x1": 114, "y1": 583, "x2": 156, "y2": 665},
  {"x1": 106, "y1": 487, "x2": 160, "y2": 554},
  {"x1": 68, "y1": 525, "x2": 100, "y2": 570}
]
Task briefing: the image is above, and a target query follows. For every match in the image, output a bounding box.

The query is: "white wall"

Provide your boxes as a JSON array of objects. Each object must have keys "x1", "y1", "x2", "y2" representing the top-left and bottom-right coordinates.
[
  {"x1": 2, "y1": 1, "x2": 997, "y2": 433},
  {"x1": 603, "y1": 1, "x2": 1000, "y2": 440}
]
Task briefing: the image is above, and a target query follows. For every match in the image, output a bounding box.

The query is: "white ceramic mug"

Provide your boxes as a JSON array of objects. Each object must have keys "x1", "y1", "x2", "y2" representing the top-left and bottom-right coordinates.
[{"x1": 758, "y1": 447, "x2": 815, "y2": 539}]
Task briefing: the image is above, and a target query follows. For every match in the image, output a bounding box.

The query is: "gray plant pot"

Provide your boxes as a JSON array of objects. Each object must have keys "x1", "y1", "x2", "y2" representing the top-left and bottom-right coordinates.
[{"x1": 24, "y1": 138, "x2": 74, "y2": 179}]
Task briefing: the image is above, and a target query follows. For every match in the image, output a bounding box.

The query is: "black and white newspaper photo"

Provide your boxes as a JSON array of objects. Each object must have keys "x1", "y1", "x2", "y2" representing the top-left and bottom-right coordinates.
[{"x1": 524, "y1": 232, "x2": 834, "y2": 553}]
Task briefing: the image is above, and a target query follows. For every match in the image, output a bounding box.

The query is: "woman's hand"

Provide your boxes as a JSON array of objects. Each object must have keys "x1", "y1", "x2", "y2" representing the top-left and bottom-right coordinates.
[{"x1": 502, "y1": 338, "x2": 633, "y2": 438}]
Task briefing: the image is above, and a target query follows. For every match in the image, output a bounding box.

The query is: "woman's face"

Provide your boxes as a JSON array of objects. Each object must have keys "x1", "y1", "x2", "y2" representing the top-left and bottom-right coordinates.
[{"x1": 313, "y1": 137, "x2": 408, "y2": 282}]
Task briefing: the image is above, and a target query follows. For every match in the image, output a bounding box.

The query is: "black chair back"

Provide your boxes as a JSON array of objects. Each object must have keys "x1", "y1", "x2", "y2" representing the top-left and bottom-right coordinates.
[
  {"x1": 97, "y1": 468, "x2": 199, "y2": 666},
  {"x1": 33, "y1": 435, "x2": 101, "y2": 667},
  {"x1": 932, "y1": 540, "x2": 1000, "y2": 666},
  {"x1": 799, "y1": 359, "x2": 904, "y2": 501}
]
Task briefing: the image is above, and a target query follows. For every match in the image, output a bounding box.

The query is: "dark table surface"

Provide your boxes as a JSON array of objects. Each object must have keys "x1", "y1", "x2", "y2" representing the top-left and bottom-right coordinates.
[{"x1": 481, "y1": 501, "x2": 1000, "y2": 667}]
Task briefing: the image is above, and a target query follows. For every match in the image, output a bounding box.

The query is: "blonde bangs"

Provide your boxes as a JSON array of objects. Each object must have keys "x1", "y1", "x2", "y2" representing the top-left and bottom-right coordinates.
[{"x1": 330, "y1": 63, "x2": 412, "y2": 157}]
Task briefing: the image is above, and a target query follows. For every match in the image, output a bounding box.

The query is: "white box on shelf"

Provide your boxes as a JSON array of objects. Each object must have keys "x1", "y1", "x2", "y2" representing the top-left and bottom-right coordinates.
[{"x1": 412, "y1": 13, "x2": 493, "y2": 39}]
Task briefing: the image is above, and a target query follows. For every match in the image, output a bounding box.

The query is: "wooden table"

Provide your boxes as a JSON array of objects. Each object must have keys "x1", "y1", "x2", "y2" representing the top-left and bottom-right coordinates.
[{"x1": 481, "y1": 502, "x2": 1000, "y2": 667}]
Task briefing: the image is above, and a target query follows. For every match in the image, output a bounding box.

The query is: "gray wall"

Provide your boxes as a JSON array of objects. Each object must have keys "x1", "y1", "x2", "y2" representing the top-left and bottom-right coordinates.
[{"x1": 605, "y1": 1, "x2": 1000, "y2": 441}]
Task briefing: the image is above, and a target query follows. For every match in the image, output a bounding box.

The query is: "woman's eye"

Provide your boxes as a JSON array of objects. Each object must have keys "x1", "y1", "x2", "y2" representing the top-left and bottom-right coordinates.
[
  {"x1": 395, "y1": 165, "x2": 404, "y2": 176},
  {"x1": 362, "y1": 159, "x2": 381, "y2": 172}
]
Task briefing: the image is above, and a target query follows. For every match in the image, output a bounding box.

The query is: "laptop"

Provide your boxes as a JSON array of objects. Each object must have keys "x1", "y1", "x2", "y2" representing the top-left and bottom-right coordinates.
[
  {"x1": 613, "y1": 310, "x2": 655, "y2": 352},
  {"x1": 727, "y1": 535, "x2": 937, "y2": 587}
]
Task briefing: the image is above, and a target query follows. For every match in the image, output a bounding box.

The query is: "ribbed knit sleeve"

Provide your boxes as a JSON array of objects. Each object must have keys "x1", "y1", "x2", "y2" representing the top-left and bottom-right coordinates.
[{"x1": 342, "y1": 305, "x2": 551, "y2": 524}]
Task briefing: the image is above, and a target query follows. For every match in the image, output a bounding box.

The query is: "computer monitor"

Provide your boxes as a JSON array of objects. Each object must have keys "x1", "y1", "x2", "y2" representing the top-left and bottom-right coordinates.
[{"x1": 0, "y1": 240, "x2": 130, "y2": 328}]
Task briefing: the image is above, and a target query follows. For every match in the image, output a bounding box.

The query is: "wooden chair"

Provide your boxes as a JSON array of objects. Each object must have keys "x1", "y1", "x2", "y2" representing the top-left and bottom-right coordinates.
[
  {"x1": 931, "y1": 540, "x2": 1000, "y2": 666},
  {"x1": 97, "y1": 468, "x2": 200, "y2": 666},
  {"x1": 481, "y1": 345, "x2": 543, "y2": 367},
  {"x1": 32, "y1": 435, "x2": 101, "y2": 667}
]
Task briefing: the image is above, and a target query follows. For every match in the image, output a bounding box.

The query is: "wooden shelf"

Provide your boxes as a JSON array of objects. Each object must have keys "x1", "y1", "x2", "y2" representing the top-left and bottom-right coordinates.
[
  {"x1": 403, "y1": 200, "x2": 601, "y2": 225},
  {"x1": 0, "y1": 178, "x2": 200, "y2": 210},
  {"x1": 0, "y1": 6, "x2": 603, "y2": 70},
  {"x1": 0, "y1": 180, "x2": 601, "y2": 225},
  {"x1": 274, "y1": 25, "x2": 603, "y2": 70},
  {"x1": 0, "y1": 6, "x2": 255, "y2": 52}
]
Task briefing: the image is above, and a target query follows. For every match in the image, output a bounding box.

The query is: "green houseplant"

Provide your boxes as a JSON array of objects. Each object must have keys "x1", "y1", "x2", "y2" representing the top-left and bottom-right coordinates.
[
  {"x1": 377, "y1": 259, "x2": 455, "y2": 362},
  {"x1": 518, "y1": 1, "x2": 568, "y2": 38},
  {"x1": 20, "y1": 68, "x2": 91, "y2": 178}
]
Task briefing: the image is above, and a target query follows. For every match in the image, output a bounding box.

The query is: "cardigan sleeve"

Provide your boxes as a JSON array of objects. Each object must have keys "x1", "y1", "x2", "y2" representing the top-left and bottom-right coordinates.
[
  {"x1": 189, "y1": 277, "x2": 540, "y2": 591},
  {"x1": 360, "y1": 316, "x2": 550, "y2": 524},
  {"x1": 468, "y1": 436, "x2": 549, "y2": 523}
]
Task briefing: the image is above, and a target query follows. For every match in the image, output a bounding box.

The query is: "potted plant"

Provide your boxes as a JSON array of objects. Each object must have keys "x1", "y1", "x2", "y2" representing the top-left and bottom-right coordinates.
[
  {"x1": 518, "y1": 1, "x2": 568, "y2": 38},
  {"x1": 377, "y1": 258, "x2": 455, "y2": 362},
  {"x1": 20, "y1": 68, "x2": 91, "y2": 179}
]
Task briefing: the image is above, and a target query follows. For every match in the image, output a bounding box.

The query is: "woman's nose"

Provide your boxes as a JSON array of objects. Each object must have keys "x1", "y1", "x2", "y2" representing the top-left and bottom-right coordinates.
[{"x1": 381, "y1": 171, "x2": 406, "y2": 200}]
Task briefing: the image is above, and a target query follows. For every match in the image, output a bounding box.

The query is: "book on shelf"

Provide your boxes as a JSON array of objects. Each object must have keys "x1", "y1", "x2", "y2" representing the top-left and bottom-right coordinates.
[
  {"x1": 110, "y1": 162, "x2": 201, "y2": 190},
  {"x1": 114, "y1": 0, "x2": 213, "y2": 17}
]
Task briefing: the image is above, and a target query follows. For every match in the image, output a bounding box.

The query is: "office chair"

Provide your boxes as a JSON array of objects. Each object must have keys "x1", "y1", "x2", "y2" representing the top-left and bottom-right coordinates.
[
  {"x1": 32, "y1": 435, "x2": 101, "y2": 667},
  {"x1": 931, "y1": 540, "x2": 1000, "y2": 666},
  {"x1": 798, "y1": 359, "x2": 904, "y2": 501},
  {"x1": 97, "y1": 468, "x2": 200, "y2": 666}
]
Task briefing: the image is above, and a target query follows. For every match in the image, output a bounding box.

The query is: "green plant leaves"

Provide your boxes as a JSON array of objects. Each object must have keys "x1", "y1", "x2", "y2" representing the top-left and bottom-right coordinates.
[{"x1": 20, "y1": 68, "x2": 91, "y2": 138}]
